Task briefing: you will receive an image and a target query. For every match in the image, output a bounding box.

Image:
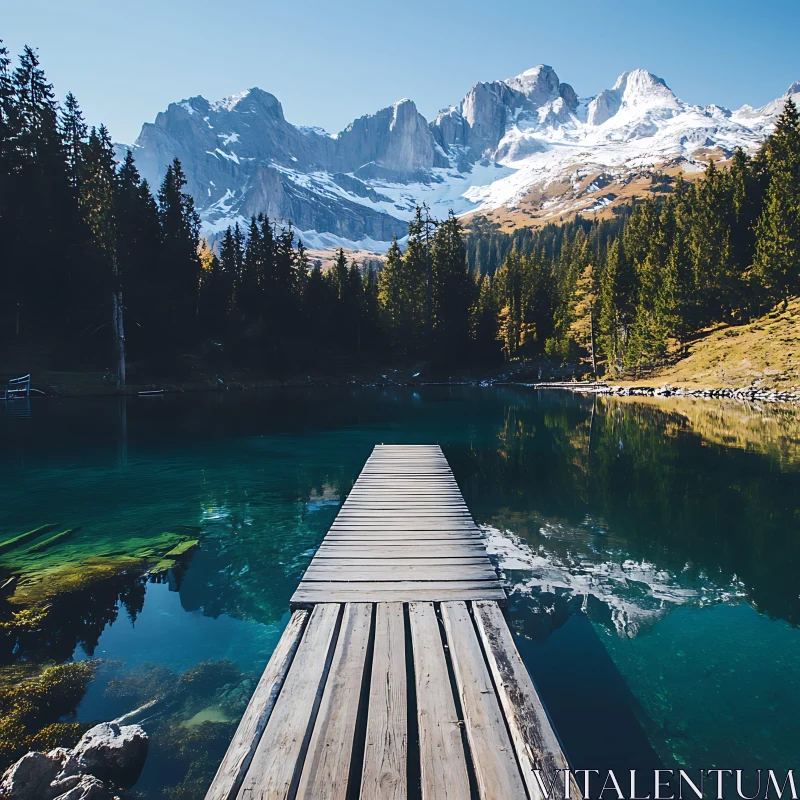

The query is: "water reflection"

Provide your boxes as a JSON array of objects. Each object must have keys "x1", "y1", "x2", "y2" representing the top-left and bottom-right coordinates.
[
  {"x1": 485, "y1": 524, "x2": 747, "y2": 638},
  {"x1": 1, "y1": 388, "x2": 799, "y2": 793}
]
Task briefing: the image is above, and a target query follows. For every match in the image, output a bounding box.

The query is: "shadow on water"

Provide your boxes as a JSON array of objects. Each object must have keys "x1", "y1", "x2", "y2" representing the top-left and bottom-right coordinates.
[{"x1": 1, "y1": 387, "x2": 799, "y2": 796}]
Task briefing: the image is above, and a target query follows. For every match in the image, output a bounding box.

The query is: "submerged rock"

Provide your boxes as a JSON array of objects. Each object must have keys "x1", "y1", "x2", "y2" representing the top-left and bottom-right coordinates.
[
  {"x1": 0, "y1": 750, "x2": 63, "y2": 799},
  {"x1": 59, "y1": 723, "x2": 147, "y2": 789}
]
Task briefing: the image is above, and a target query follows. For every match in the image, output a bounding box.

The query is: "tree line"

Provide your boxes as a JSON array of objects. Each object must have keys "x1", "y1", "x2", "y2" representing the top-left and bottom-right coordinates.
[
  {"x1": 468, "y1": 99, "x2": 800, "y2": 373},
  {"x1": 2, "y1": 37, "x2": 799, "y2": 382}
]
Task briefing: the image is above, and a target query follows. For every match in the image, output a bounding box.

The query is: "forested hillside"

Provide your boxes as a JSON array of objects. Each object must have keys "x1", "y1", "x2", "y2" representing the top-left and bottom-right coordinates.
[{"x1": 1, "y1": 37, "x2": 799, "y2": 387}]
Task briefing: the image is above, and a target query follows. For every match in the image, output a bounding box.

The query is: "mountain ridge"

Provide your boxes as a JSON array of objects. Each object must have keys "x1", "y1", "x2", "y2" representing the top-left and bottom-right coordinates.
[{"x1": 119, "y1": 65, "x2": 800, "y2": 250}]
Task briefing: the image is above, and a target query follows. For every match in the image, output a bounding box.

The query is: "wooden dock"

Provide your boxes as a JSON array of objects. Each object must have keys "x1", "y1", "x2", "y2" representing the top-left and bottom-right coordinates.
[{"x1": 206, "y1": 445, "x2": 579, "y2": 800}]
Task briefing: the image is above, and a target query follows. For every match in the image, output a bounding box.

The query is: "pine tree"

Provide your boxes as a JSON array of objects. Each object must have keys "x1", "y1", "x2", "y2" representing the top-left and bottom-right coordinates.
[
  {"x1": 240, "y1": 216, "x2": 264, "y2": 320},
  {"x1": 303, "y1": 259, "x2": 331, "y2": 357},
  {"x1": 379, "y1": 236, "x2": 423, "y2": 354},
  {"x1": 404, "y1": 207, "x2": 436, "y2": 348},
  {"x1": 198, "y1": 241, "x2": 230, "y2": 339},
  {"x1": 295, "y1": 239, "x2": 310, "y2": 303},
  {"x1": 158, "y1": 158, "x2": 201, "y2": 347},
  {"x1": 566, "y1": 260, "x2": 597, "y2": 372},
  {"x1": 431, "y1": 212, "x2": 472, "y2": 364},
  {"x1": 598, "y1": 239, "x2": 627, "y2": 372},
  {"x1": 473, "y1": 274, "x2": 502, "y2": 364},
  {"x1": 117, "y1": 151, "x2": 163, "y2": 362},
  {"x1": 12, "y1": 46, "x2": 59, "y2": 160},
  {"x1": 330, "y1": 248, "x2": 349, "y2": 301},
  {"x1": 689, "y1": 158, "x2": 736, "y2": 321},
  {"x1": 0, "y1": 39, "x2": 17, "y2": 175},
  {"x1": 0, "y1": 41, "x2": 17, "y2": 330},
  {"x1": 60, "y1": 91, "x2": 87, "y2": 191},
  {"x1": 754, "y1": 98, "x2": 800, "y2": 308},
  {"x1": 8, "y1": 45, "x2": 75, "y2": 336},
  {"x1": 80, "y1": 125, "x2": 125, "y2": 384}
]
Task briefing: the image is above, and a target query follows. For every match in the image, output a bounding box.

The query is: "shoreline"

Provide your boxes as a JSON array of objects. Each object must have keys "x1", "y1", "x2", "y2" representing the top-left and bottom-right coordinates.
[
  {"x1": 4, "y1": 373, "x2": 800, "y2": 405},
  {"x1": 517, "y1": 381, "x2": 800, "y2": 404}
]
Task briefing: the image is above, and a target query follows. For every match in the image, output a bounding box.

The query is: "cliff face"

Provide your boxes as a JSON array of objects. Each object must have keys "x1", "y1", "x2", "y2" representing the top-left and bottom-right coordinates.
[{"x1": 122, "y1": 66, "x2": 799, "y2": 248}]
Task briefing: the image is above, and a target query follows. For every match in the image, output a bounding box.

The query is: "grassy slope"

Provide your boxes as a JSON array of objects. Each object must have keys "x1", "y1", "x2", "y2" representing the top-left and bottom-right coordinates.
[{"x1": 619, "y1": 298, "x2": 800, "y2": 390}]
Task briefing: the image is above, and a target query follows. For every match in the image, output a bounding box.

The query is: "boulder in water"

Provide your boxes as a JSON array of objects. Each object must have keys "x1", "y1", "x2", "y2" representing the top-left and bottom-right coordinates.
[
  {"x1": 0, "y1": 751, "x2": 64, "y2": 799},
  {"x1": 59, "y1": 723, "x2": 147, "y2": 788}
]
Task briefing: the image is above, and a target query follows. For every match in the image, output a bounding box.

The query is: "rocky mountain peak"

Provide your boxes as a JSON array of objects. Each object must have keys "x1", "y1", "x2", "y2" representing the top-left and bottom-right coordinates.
[
  {"x1": 505, "y1": 64, "x2": 561, "y2": 105},
  {"x1": 587, "y1": 69, "x2": 678, "y2": 126},
  {"x1": 612, "y1": 69, "x2": 678, "y2": 107}
]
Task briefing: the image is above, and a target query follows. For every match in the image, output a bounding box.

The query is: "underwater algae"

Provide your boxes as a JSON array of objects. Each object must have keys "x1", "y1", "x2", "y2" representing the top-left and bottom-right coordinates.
[
  {"x1": 97, "y1": 659, "x2": 254, "y2": 800},
  {"x1": 0, "y1": 524, "x2": 207, "y2": 777},
  {"x1": 0, "y1": 661, "x2": 96, "y2": 766},
  {"x1": 0, "y1": 524, "x2": 58, "y2": 556}
]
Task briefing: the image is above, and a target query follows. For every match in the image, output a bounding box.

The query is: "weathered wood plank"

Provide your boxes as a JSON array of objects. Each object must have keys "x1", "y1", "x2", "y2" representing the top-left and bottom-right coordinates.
[
  {"x1": 293, "y1": 583, "x2": 506, "y2": 606},
  {"x1": 315, "y1": 546, "x2": 487, "y2": 557},
  {"x1": 311, "y1": 557, "x2": 490, "y2": 566},
  {"x1": 332, "y1": 520, "x2": 474, "y2": 524},
  {"x1": 205, "y1": 610, "x2": 308, "y2": 800},
  {"x1": 323, "y1": 538, "x2": 482, "y2": 543},
  {"x1": 360, "y1": 603, "x2": 407, "y2": 800},
  {"x1": 295, "y1": 603, "x2": 372, "y2": 800},
  {"x1": 440, "y1": 601, "x2": 526, "y2": 799},
  {"x1": 237, "y1": 604, "x2": 340, "y2": 800},
  {"x1": 473, "y1": 600, "x2": 582, "y2": 800},
  {"x1": 408, "y1": 602, "x2": 471, "y2": 800},
  {"x1": 333, "y1": 514, "x2": 474, "y2": 519},
  {"x1": 303, "y1": 564, "x2": 498, "y2": 581}
]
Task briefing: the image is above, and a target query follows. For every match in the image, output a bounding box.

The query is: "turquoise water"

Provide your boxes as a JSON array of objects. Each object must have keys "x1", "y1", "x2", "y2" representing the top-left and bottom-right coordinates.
[{"x1": 1, "y1": 388, "x2": 799, "y2": 797}]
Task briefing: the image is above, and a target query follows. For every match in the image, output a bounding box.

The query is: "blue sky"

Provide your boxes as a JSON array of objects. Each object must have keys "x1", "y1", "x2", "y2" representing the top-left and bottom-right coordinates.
[{"x1": 3, "y1": 0, "x2": 799, "y2": 144}]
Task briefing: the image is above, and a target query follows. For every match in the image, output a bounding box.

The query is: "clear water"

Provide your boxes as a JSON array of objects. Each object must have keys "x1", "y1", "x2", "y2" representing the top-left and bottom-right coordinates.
[{"x1": 1, "y1": 388, "x2": 799, "y2": 797}]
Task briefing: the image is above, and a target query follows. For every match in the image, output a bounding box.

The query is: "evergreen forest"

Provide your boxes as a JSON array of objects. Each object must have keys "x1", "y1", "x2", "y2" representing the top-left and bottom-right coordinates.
[{"x1": 2, "y1": 39, "x2": 800, "y2": 384}]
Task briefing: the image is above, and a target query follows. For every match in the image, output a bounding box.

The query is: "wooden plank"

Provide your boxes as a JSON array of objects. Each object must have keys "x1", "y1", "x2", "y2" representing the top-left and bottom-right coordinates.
[
  {"x1": 237, "y1": 604, "x2": 341, "y2": 800},
  {"x1": 293, "y1": 583, "x2": 506, "y2": 606},
  {"x1": 326, "y1": 531, "x2": 481, "y2": 537},
  {"x1": 408, "y1": 602, "x2": 471, "y2": 800},
  {"x1": 360, "y1": 603, "x2": 407, "y2": 800},
  {"x1": 473, "y1": 601, "x2": 582, "y2": 800},
  {"x1": 440, "y1": 602, "x2": 526, "y2": 799},
  {"x1": 330, "y1": 524, "x2": 478, "y2": 530},
  {"x1": 332, "y1": 520, "x2": 477, "y2": 524},
  {"x1": 295, "y1": 603, "x2": 372, "y2": 800},
  {"x1": 311, "y1": 557, "x2": 490, "y2": 566},
  {"x1": 345, "y1": 490, "x2": 463, "y2": 495},
  {"x1": 315, "y1": 546, "x2": 487, "y2": 557},
  {"x1": 344, "y1": 500, "x2": 464, "y2": 504},
  {"x1": 205, "y1": 610, "x2": 308, "y2": 800},
  {"x1": 352, "y1": 482, "x2": 459, "y2": 486},
  {"x1": 327, "y1": 532, "x2": 479, "y2": 537},
  {"x1": 333, "y1": 513, "x2": 474, "y2": 519},
  {"x1": 303, "y1": 564, "x2": 498, "y2": 581},
  {"x1": 327, "y1": 528, "x2": 481, "y2": 534},
  {"x1": 322, "y1": 538, "x2": 484, "y2": 544},
  {"x1": 325, "y1": 535, "x2": 482, "y2": 540},
  {"x1": 328, "y1": 528, "x2": 480, "y2": 533}
]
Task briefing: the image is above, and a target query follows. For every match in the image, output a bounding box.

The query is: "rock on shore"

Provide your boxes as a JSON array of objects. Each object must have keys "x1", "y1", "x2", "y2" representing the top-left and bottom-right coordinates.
[{"x1": 0, "y1": 723, "x2": 147, "y2": 800}]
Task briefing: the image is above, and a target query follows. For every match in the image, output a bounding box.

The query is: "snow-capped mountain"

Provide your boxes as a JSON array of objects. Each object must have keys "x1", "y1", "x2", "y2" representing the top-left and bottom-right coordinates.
[{"x1": 121, "y1": 66, "x2": 800, "y2": 250}]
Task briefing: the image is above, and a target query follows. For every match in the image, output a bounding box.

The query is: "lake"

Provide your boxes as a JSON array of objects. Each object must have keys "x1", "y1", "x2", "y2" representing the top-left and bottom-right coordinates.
[{"x1": 1, "y1": 387, "x2": 799, "y2": 798}]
